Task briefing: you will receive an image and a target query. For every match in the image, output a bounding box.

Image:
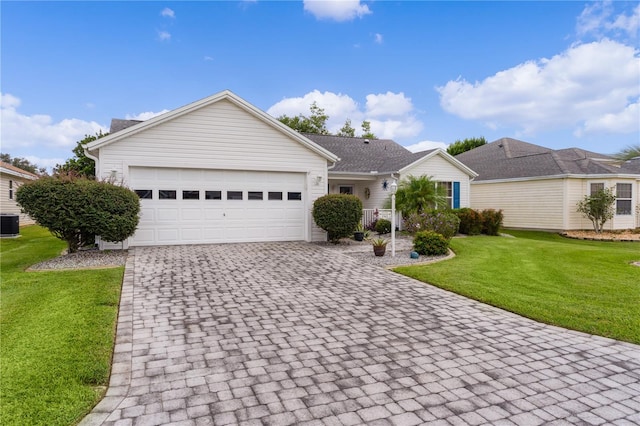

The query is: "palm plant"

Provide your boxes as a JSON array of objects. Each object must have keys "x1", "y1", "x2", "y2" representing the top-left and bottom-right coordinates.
[
  {"x1": 613, "y1": 144, "x2": 640, "y2": 162},
  {"x1": 394, "y1": 175, "x2": 447, "y2": 214}
]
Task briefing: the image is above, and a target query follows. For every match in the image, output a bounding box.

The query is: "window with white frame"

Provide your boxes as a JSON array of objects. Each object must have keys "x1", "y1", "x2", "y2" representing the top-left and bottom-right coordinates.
[
  {"x1": 616, "y1": 183, "x2": 632, "y2": 215},
  {"x1": 339, "y1": 185, "x2": 353, "y2": 195},
  {"x1": 437, "y1": 181, "x2": 453, "y2": 209}
]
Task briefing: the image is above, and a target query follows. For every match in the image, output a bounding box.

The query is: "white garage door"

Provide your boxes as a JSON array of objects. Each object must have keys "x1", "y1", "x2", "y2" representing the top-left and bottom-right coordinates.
[{"x1": 129, "y1": 167, "x2": 306, "y2": 246}]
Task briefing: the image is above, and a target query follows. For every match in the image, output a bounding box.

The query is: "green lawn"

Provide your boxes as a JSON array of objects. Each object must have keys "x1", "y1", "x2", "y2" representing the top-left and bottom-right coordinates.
[
  {"x1": 1, "y1": 226, "x2": 123, "y2": 426},
  {"x1": 395, "y1": 231, "x2": 640, "y2": 345}
]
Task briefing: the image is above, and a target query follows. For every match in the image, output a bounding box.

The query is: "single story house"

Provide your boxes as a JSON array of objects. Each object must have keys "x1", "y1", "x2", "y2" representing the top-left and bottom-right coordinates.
[
  {"x1": 0, "y1": 161, "x2": 39, "y2": 226},
  {"x1": 86, "y1": 90, "x2": 476, "y2": 248},
  {"x1": 456, "y1": 138, "x2": 640, "y2": 231}
]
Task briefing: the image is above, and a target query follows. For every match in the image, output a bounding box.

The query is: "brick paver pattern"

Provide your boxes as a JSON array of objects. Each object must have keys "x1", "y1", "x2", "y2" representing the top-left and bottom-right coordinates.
[{"x1": 81, "y1": 242, "x2": 640, "y2": 426}]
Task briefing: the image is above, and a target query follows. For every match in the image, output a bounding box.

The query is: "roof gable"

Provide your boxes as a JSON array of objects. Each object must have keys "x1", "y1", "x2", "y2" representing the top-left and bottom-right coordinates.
[
  {"x1": 456, "y1": 137, "x2": 639, "y2": 181},
  {"x1": 0, "y1": 161, "x2": 39, "y2": 180},
  {"x1": 86, "y1": 90, "x2": 338, "y2": 162}
]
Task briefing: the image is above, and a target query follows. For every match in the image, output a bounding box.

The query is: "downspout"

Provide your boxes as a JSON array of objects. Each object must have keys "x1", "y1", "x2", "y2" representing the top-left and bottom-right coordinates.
[{"x1": 84, "y1": 147, "x2": 100, "y2": 179}]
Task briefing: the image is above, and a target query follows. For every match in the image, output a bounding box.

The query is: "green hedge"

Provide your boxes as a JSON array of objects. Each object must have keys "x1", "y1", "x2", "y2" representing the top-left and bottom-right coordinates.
[
  {"x1": 413, "y1": 231, "x2": 449, "y2": 256},
  {"x1": 312, "y1": 194, "x2": 363, "y2": 244}
]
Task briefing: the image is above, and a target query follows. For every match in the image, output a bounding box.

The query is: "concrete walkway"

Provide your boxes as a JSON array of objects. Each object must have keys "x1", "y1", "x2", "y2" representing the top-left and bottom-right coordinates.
[{"x1": 81, "y1": 242, "x2": 640, "y2": 426}]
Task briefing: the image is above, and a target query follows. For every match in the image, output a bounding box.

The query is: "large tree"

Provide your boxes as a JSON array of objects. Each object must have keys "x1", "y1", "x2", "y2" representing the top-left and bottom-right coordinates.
[
  {"x1": 277, "y1": 101, "x2": 329, "y2": 135},
  {"x1": 54, "y1": 131, "x2": 108, "y2": 178},
  {"x1": 0, "y1": 153, "x2": 46, "y2": 175},
  {"x1": 447, "y1": 137, "x2": 487, "y2": 156},
  {"x1": 361, "y1": 120, "x2": 376, "y2": 139},
  {"x1": 337, "y1": 119, "x2": 356, "y2": 137}
]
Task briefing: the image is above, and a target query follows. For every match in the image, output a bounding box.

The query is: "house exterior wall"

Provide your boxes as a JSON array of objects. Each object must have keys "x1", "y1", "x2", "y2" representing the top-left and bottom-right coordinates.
[
  {"x1": 401, "y1": 154, "x2": 472, "y2": 208},
  {"x1": 96, "y1": 99, "x2": 330, "y2": 243},
  {"x1": 471, "y1": 176, "x2": 639, "y2": 231},
  {"x1": 0, "y1": 172, "x2": 36, "y2": 225},
  {"x1": 470, "y1": 178, "x2": 566, "y2": 230}
]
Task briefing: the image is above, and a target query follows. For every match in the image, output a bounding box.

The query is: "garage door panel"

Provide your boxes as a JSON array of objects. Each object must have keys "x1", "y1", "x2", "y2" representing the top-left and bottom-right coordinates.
[{"x1": 130, "y1": 167, "x2": 306, "y2": 246}]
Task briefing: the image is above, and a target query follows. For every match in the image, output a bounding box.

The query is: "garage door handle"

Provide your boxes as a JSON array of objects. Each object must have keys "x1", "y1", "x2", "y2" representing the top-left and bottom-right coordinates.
[{"x1": 223, "y1": 213, "x2": 226, "y2": 217}]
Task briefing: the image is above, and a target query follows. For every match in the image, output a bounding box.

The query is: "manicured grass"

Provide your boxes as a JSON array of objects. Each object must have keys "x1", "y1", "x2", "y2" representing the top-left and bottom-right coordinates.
[
  {"x1": 394, "y1": 230, "x2": 640, "y2": 345},
  {"x1": 1, "y1": 226, "x2": 123, "y2": 426}
]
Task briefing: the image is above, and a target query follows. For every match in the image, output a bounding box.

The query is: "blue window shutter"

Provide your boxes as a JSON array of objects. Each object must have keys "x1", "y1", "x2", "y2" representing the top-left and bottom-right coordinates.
[{"x1": 453, "y1": 182, "x2": 460, "y2": 208}]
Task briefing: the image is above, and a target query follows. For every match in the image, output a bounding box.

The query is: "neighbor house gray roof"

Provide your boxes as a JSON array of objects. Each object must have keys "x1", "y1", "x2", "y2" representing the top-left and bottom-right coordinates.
[
  {"x1": 456, "y1": 137, "x2": 638, "y2": 181},
  {"x1": 303, "y1": 133, "x2": 436, "y2": 174},
  {"x1": 109, "y1": 119, "x2": 143, "y2": 133}
]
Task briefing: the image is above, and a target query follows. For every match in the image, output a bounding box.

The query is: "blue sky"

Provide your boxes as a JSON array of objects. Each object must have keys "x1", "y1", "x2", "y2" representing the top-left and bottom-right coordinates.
[{"x1": 2, "y1": 1, "x2": 639, "y2": 170}]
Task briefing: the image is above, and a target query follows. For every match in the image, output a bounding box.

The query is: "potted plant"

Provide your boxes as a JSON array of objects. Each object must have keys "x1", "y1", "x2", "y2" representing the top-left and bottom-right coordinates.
[
  {"x1": 354, "y1": 223, "x2": 365, "y2": 241},
  {"x1": 371, "y1": 238, "x2": 387, "y2": 256}
]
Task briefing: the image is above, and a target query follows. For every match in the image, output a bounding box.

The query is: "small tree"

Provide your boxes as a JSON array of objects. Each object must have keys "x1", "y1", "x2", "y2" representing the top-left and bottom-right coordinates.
[
  {"x1": 16, "y1": 176, "x2": 140, "y2": 252},
  {"x1": 338, "y1": 119, "x2": 356, "y2": 137},
  {"x1": 394, "y1": 175, "x2": 446, "y2": 215},
  {"x1": 576, "y1": 187, "x2": 616, "y2": 233},
  {"x1": 312, "y1": 194, "x2": 362, "y2": 244},
  {"x1": 361, "y1": 120, "x2": 376, "y2": 139},
  {"x1": 54, "y1": 131, "x2": 108, "y2": 178}
]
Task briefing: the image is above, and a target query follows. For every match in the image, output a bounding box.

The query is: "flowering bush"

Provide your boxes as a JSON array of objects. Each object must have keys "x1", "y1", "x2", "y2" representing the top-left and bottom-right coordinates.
[{"x1": 404, "y1": 210, "x2": 460, "y2": 240}]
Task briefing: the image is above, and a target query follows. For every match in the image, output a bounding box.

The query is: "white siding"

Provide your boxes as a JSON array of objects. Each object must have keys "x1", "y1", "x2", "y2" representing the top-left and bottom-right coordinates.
[
  {"x1": 401, "y1": 154, "x2": 472, "y2": 208},
  {"x1": 97, "y1": 99, "x2": 329, "y2": 243},
  {"x1": 470, "y1": 179, "x2": 566, "y2": 230},
  {"x1": 0, "y1": 173, "x2": 36, "y2": 225}
]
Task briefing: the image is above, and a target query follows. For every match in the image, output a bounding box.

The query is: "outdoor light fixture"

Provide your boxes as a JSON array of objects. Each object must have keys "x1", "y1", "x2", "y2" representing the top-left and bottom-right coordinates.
[
  {"x1": 390, "y1": 179, "x2": 397, "y2": 257},
  {"x1": 314, "y1": 175, "x2": 323, "y2": 185}
]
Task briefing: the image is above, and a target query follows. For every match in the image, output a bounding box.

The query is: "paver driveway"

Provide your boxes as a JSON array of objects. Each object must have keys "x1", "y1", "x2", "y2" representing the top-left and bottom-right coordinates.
[{"x1": 82, "y1": 242, "x2": 640, "y2": 426}]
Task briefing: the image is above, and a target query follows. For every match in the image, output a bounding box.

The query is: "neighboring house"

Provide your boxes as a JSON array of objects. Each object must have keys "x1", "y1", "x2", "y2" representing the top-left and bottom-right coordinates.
[
  {"x1": 456, "y1": 138, "x2": 640, "y2": 231},
  {"x1": 86, "y1": 90, "x2": 476, "y2": 248},
  {"x1": 304, "y1": 134, "x2": 477, "y2": 226},
  {"x1": 0, "y1": 161, "x2": 39, "y2": 226}
]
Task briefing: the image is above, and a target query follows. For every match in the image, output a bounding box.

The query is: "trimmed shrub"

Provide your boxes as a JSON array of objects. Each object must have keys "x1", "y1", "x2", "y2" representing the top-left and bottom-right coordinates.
[
  {"x1": 375, "y1": 218, "x2": 392, "y2": 234},
  {"x1": 481, "y1": 209, "x2": 504, "y2": 236},
  {"x1": 404, "y1": 210, "x2": 460, "y2": 240},
  {"x1": 413, "y1": 231, "x2": 449, "y2": 256},
  {"x1": 312, "y1": 194, "x2": 363, "y2": 244},
  {"x1": 16, "y1": 176, "x2": 140, "y2": 253},
  {"x1": 454, "y1": 208, "x2": 484, "y2": 235}
]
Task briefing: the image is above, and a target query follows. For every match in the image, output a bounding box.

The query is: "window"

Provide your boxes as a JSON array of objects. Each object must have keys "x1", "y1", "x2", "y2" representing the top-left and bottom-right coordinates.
[
  {"x1": 248, "y1": 191, "x2": 263, "y2": 200},
  {"x1": 616, "y1": 183, "x2": 632, "y2": 215},
  {"x1": 135, "y1": 189, "x2": 153, "y2": 199},
  {"x1": 182, "y1": 190, "x2": 200, "y2": 200},
  {"x1": 159, "y1": 190, "x2": 177, "y2": 200},
  {"x1": 288, "y1": 192, "x2": 302, "y2": 200},
  {"x1": 437, "y1": 182, "x2": 453, "y2": 209},
  {"x1": 8, "y1": 180, "x2": 13, "y2": 200},
  {"x1": 205, "y1": 191, "x2": 222, "y2": 200},
  {"x1": 339, "y1": 186, "x2": 353, "y2": 195},
  {"x1": 268, "y1": 192, "x2": 283, "y2": 200},
  {"x1": 227, "y1": 191, "x2": 243, "y2": 200},
  {"x1": 590, "y1": 182, "x2": 605, "y2": 195}
]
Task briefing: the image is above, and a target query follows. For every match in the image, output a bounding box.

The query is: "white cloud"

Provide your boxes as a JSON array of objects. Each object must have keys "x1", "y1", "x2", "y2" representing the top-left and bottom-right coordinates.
[
  {"x1": 125, "y1": 109, "x2": 170, "y2": 121},
  {"x1": 0, "y1": 93, "x2": 107, "y2": 151},
  {"x1": 437, "y1": 39, "x2": 640, "y2": 137},
  {"x1": 577, "y1": 1, "x2": 639, "y2": 39},
  {"x1": 579, "y1": 101, "x2": 640, "y2": 136},
  {"x1": 203, "y1": 56, "x2": 214, "y2": 61},
  {"x1": 161, "y1": 7, "x2": 175, "y2": 18},
  {"x1": 374, "y1": 33, "x2": 383, "y2": 44},
  {"x1": 157, "y1": 30, "x2": 171, "y2": 41},
  {"x1": 366, "y1": 92, "x2": 413, "y2": 117},
  {"x1": 303, "y1": 0, "x2": 371, "y2": 22},
  {"x1": 404, "y1": 140, "x2": 448, "y2": 153},
  {"x1": 267, "y1": 90, "x2": 423, "y2": 140}
]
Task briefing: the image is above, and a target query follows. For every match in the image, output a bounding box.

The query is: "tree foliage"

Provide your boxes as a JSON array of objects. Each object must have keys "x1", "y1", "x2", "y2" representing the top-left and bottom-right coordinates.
[
  {"x1": 278, "y1": 103, "x2": 377, "y2": 139},
  {"x1": 16, "y1": 176, "x2": 140, "y2": 253},
  {"x1": 0, "y1": 153, "x2": 46, "y2": 175},
  {"x1": 54, "y1": 131, "x2": 108, "y2": 178},
  {"x1": 338, "y1": 119, "x2": 356, "y2": 137},
  {"x1": 447, "y1": 137, "x2": 487, "y2": 156},
  {"x1": 576, "y1": 187, "x2": 616, "y2": 233},
  {"x1": 394, "y1": 175, "x2": 446, "y2": 215},
  {"x1": 277, "y1": 102, "x2": 329, "y2": 135},
  {"x1": 613, "y1": 144, "x2": 640, "y2": 162},
  {"x1": 312, "y1": 194, "x2": 363, "y2": 244}
]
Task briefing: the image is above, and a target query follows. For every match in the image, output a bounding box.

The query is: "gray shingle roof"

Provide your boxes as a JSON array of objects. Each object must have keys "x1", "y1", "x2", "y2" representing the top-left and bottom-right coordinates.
[
  {"x1": 109, "y1": 119, "x2": 142, "y2": 134},
  {"x1": 302, "y1": 133, "x2": 435, "y2": 173},
  {"x1": 456, "y1": 137, "x2": 638, "y2": 181}
]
